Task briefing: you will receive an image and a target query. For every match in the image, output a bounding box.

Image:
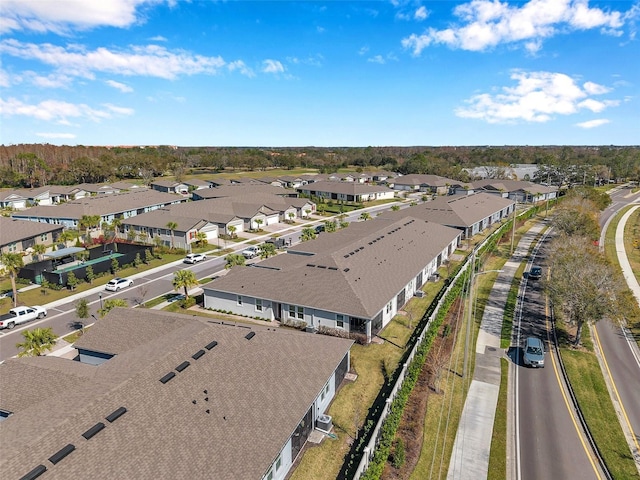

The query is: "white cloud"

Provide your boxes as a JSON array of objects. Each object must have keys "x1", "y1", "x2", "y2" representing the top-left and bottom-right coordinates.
[
  {"x1": 0, "y1": 97, "x2": 133, "y2": 124},
  {"x1": 575, "y1": 119, "x2": 610, "y2": 129},
  {"x1": 402, "y1": 0, "x2": 625, "y2": 55},
  {"x1": 36, "y1": 132, "x2": 77, "y2": 139},
  {"x1": 367, "y1": 55, "x2": 385, "y2": 64},
  {"x1": 0, "y1": 69, "x2": 13, "y2": 87},
  {"x1": 0, "y1": 40, "x2": 227, "y2": 80},
  {"x1": 103, "y1": 103, "x2": 135, "y2": 115},
  {"x1": 149, "y1": 35, "x2": 167, "y2": 42},
  {"x1": 415, "y1": 6, "x2": 429, "y2": 21},
  {"x1": 358, "y1": 46, "x2": 370, "y2": 56},
  {"x1": 0, "y1": 0, "x2": 165, "y2": 34},
  {"x1": 455, "y1": 71, "x2": 618, "y2": 124},
  {"x1": 30, "y1": 72, "x2": 73, "y2": 88},
  {"x1": 106, "y1": 79, "x2": 133, "y2": 92},
  {"x1": 227, "y1": 60, "x2": 255, "y2": 77},
  {"x1": 262, "y1": 59, "x2": 285, "y2": 74}
]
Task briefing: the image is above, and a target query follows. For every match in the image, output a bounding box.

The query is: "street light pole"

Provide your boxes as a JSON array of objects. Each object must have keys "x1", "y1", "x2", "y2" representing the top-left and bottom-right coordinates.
[
  {"x1": 462, "y1": 252, "x2": 504, "y2": 380},
  {"x1": 99, "y1": 292, "x2": 103, "y2": 310}
]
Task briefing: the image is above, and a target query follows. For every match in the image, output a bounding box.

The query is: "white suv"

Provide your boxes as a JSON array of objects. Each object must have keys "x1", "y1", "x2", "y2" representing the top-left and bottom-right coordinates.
[
  {"x1": 184, "y1": 253, "x2": 207, "y2": 264},
  {"x1": 241, "y1": 246, "x2": 260, "y2": 259},
  {"x1": 105, "y1": 277, "x2": 134, "y2": 292}
]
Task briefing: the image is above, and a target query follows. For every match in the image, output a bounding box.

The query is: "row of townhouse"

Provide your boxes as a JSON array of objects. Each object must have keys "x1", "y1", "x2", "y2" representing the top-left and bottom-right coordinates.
[
  {"x1": 0, "y1": 307, "x2": 353, "y2": 480},
  {"x1": 389, "y1": 174, "x2": 558, "y2": 201},
  {"x1": 201, "y1": 192, "x2": 516, "y2": 342},
  {"x1": 0, "y1": 182, "x2": 148, "y2": 210}
]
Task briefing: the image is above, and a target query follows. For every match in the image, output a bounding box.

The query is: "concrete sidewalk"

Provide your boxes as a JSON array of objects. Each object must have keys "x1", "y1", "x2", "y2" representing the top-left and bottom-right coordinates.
[
  {"x1": 616, "y1": 204, "x2": 640, "y2": 306},
  {"x1": 448, "y1": 222, "x2": 545, "y2": 479}
]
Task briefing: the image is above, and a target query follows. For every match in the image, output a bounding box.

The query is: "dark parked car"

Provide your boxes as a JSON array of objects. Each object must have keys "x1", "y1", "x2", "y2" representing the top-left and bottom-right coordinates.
[
  {"x1": 529, "y1": 266, "x2": 542, "y2": 280},
  {"x1": 314, "y1": 224, "x2": 325, "y2": 234}
]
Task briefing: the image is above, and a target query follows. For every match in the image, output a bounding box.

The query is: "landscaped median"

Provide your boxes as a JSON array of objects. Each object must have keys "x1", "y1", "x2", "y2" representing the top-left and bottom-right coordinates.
[{"x1": 559, "y1": 329, "x2": 640, "y2": 480}]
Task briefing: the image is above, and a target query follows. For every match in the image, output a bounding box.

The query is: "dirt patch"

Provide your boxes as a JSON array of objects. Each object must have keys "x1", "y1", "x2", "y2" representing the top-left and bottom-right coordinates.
[{"x1": 382, "y1": 298, "x2": 462, "y2": 480}]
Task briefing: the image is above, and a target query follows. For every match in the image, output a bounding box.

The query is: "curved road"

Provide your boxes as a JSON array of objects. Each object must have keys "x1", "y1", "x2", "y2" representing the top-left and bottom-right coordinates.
[{"x1": 594, "y1": 186, "x2": 640, "y2": 469}]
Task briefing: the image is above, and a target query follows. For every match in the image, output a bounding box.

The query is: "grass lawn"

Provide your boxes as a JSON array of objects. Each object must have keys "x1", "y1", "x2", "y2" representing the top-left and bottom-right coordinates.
[
  {"x1": 487, "y1": 358, "x2": 508, "y2": 480},
  {"x1": 0, "y1": 252, "x2": 186, "y2": 315},
  {"x1": 603, "y1": 204, "x2": 640, "y2": 346},
  {"x1": 560, "y1": 346, "x2": 640, "y2": 479},
  {"x1": 289, "y1": 319, "x2": 413, "y2": 480}
]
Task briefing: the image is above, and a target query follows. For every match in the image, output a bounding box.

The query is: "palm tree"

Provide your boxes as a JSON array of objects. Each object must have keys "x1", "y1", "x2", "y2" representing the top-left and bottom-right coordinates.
[
  {"x1": 391, "y1": 205, "x2": 400, "y2": 211},
  {"x1": 195, "y1": 231, "x2": 208, "y2": 248},
  {"x1": 359, "y1": 212, "x2": 371, "y2": 221},
  {"x1": 172, "y1": 270, "x2": 199, "y2": 299},
  {"x1": 225, "y1": 253, "x2": 245, "y2": 269},
  {"x1": 1, "y1": 252, "x2": 24, "y2": 307},
  {"x1": 254, "y1": 218, "x2": 264, "y2": 232},
  {"x1": 16, "y1": 327, "x2": 58, "y2": 357},
  {"x1": 166, "y1": 221, "x2": 178, "y2": 249},
  {"x1": 99, "y1": 298, "x2": 127, "y2": 317},
  {"x1": 288, "y1": 212, "x2": 296, "y2": 223},
  {"x1": 32, "y1": 243, "x2": 47, "y2": 261},
  {"x1": 300, "y1": 227, "x2": 316, "y2": 242},
  {"x1": 228, "y1": 225, "x2": 237, "y2": 239},
  {"x1": 259, "y1": 242, "x2": 277, "y2": 259},
  {"x1": 111, "y1": 217, "x2": 123, "y2": 240},
  {"x1": 57, "y1": 229, "x2": 76, "y2": 248}
]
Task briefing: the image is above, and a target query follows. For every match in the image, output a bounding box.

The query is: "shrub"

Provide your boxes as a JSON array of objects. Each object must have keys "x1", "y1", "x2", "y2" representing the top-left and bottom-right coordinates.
[
  {"x1": 281, "y1": 318, "x2": 307, "y2": 330},
  {"x1": 391, "y1": 438, "x2": 405, "y2": 469},
  {"x1": 180, "y1": 297, "x2": 196, "y2": 309}
]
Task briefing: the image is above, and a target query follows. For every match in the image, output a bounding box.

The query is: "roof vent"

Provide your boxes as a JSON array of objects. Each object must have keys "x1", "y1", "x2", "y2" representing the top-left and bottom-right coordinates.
[
  {"x1": 245, "y1": 331, "x2": 256, "y2": 340},
  {"x1": 82, "y1": 422, "x2": 105, "y2": 440},
  {"x1": 344, "y1": 268, "x2": 350, "y2": 272},
  {"x1": 48, "y1": 444, "x2": 75, "y2": 465},
  {"x1": 205, "y1": 340, "x2": 218, "y2": 350},
  {"x1": 105, "y1": 407, "x2": 127, "y2": 423},
  {"x1": 176, "y1": 361, "x2": 190, "y2": 372},
  {"x1": 160, "y1": 372, "x2": 176, "y2": 384},
  {"x1": 20, "y1": 465, "x2": 47, "y2": 480},
  {"x1": 192, "y1": 349, "x2": 206, "y2": 360}
]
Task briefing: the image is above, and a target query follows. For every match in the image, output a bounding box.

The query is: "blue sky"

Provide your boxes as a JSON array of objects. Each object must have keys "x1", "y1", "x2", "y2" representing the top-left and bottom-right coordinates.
[{"x1": 0, "y1": 0, "x2": 638, "y2": 147}]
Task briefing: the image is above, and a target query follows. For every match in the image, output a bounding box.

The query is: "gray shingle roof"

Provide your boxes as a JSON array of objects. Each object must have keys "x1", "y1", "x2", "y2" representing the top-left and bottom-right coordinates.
[
  {"x1": 382, "y1": 193, "x2": 514, "y2": 228},
  {"x1": 11, "y1": 190, "x2": 184, "y2": 220},
  {"x1": 0, "y1": 308, "x2": 353, "y2": 480},
  {"x1": 204, "y1": 215, "x2": 461, "y2": 318},
  {"x1": 0, "y1": 216, "x2": 63, "y2": 246},
  {"x1": 471, "y1": 179, "x2": 558, "y2": 195},
  {"x1": 392, "y1": 174, "x2": 470, "y2": 188},
  {"x1": 194, "y1": 184, "x2": 287, "y2": 199},
  {"x1": 297, "y1": 181, "x2": 393, "y2": 195},
  {"x1": 121, "y1": 208, "x2": 208, "y2": 231}
]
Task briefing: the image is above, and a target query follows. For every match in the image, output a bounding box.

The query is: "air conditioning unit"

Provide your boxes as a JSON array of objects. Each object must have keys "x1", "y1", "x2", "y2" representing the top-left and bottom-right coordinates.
[
  {"x1": 316, "y1": 414, "x2": 333, "y2": 432},
  {"x1": 414, "y1": 290, "x2": 425, "y2": 298}
]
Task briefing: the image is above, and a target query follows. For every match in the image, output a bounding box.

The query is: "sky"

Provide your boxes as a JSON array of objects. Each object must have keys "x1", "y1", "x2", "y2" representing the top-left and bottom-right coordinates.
[{"x1": 0, "y1": 0, "x2": 639, "y2": 147}]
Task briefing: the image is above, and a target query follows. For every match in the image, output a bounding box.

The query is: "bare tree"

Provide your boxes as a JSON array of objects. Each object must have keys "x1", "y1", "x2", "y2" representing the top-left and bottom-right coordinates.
[{"x1": 545, "y1": 236, "x2": 628, "y2": 346}]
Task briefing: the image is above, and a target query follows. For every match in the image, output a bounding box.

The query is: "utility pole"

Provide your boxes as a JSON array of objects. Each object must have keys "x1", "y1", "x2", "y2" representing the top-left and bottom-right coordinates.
[
  {"x1": 510, "y1": 197, "x2": 517, "y2": 254},
  {"x1": 462, "y1": 250, "x2": 476, "y2": 380}
]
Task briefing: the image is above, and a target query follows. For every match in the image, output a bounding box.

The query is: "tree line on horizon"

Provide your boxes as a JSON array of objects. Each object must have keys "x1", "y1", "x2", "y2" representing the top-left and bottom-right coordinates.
[{"x1": 0, "y1": 144, "x2": 638, "y2": 189}]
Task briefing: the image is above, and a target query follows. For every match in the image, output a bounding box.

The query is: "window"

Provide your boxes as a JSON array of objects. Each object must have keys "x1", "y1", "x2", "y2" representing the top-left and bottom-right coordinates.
[
  {"x1": 289, "y1": 305, "x2": 303, "y2": 319},
  {"x1": 237, "y1": 295, "x2": 243, "y2": 306},
  {"x1": 275, "y1": 455, "x2": 282, "y2": 471},
  {"x1": 8, "y1": 243, "x2": 17, "y2": 252},
  {"x1": 321, "y1": 382, "x2": 330, "y2": 401},
  {"x1": 256, "y1": 299, "x2": 263, "y2": 312},
  {"x1": 386, "y1": 302, "x2": 392, "y2": 314},
  {"x1": 40, "y1": 233, "x2": 47, "y2": 241},
  {"x1": 265, "y1": 469, "x2": 273, "y2": 480},
  {"x1": 336, "y1": 314, "x2": 344, "y2": 328}
]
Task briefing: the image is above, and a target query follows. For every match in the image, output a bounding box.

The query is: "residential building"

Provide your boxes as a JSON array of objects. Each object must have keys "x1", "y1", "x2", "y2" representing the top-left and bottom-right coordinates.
[
  {"x1": 296, "y1": 181, "x2": 395, "y2": 202},
  {"x1": 0, "y1": 308, "x2": 353, "y2": 480},
  {"x1": 471, "y1": 179, "x2": 558, "y2": 202},
  {"x1": 11, "y1": 190, "x2": 185, "y2": 229},
  {"x1": 389, "y1": 174, "x2": 472, "y2": 195},
  {"x1": 383, "y1": 192, "x2": 515, "y2": 239},
  {"x1": 203, "y1": 215, "x2": 462, "y2": 342},
  {"x1": 0, "y1": 216, "x2": 63, "y2": 262}
]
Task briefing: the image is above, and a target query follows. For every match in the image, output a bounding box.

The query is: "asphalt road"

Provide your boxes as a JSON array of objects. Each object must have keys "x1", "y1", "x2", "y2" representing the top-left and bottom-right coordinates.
[
  {"x1": 594, "y1": 186, "x2": 640, "y2": 464},
  {"x1": 515, "y1": 235, "x2": 603, "y2": 480}
]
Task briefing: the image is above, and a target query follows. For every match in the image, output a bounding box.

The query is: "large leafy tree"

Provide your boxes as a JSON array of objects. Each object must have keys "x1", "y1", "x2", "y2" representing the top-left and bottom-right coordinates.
[
  {"x1": 1, "y1": 252, "x2": 24, "y2": 307},
  {"x1": 545, "y1": 235, "x2": 629, "y2": 346},
  {"x1": 552, "y1": 196, "x2": 601, "y2": 241},
  {"x1": 172, "y1": 270, "x2": 199, "y2": 299},
  {"x1": 16, "y1": 327, "x2": 58, "y2": 357}
]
